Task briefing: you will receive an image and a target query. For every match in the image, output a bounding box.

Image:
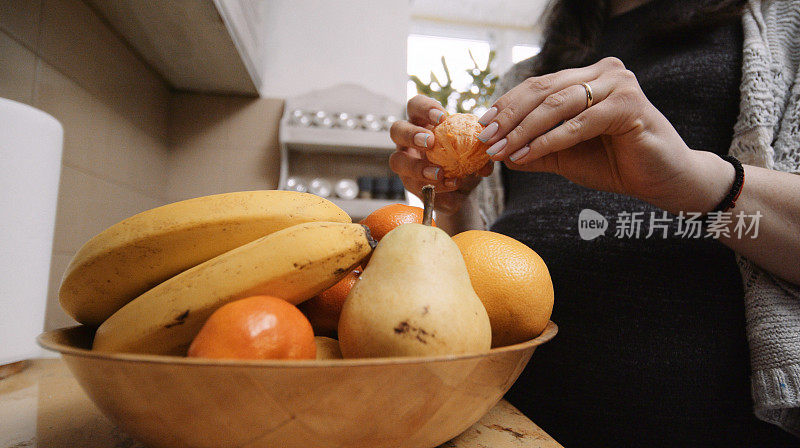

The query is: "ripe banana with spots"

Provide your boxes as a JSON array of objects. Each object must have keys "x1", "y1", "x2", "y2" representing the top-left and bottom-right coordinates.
[
  {"x1": 92, "y1": 222, "x2": 374, "y2": 355},
  {"x1": 60, "y1": 190, "x2": 351, "y2": 326}
]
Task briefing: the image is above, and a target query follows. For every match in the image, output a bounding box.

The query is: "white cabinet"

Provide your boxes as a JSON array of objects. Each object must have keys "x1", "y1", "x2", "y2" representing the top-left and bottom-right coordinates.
[{"x1": 85, "y1": 0, "x2": 263, "y2": 95}]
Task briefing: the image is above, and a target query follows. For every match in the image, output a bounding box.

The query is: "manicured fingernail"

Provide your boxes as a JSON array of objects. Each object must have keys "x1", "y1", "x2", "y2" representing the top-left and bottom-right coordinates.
[
  {"x1": 477, "y1": 122, "x2": 498, "y2": 142},
  {"x1": 478, "y1": 107, "x2": 498, "y2": 126},
  {"x1": 422, "y1": 166, "x2": 440, "y2": 180},
  {"x1": 445, "y1": 179, "x2": 457, "y2": 188},
  {"x1": 414, "y1": 132, "x2": 430, "y2": 148},
  {"x1": 486, "y1": 138, "x2": 506, "y2": 156},
  {"x1": 509, "y1": 146, "x2": 530, "y2": 162},
  {"x1": 429, "y1": 109, "x2": 445, "y2": 124}
]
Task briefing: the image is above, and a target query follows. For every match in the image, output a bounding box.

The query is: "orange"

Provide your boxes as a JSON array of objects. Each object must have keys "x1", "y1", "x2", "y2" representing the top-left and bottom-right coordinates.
[
  {"x1": 427, "y1": 113, "x2": 490, "y2": 178},
  {"x1": 451, "y1": 230, "x2": 554, "y2": 348},
  {"x1": 299, "y1": 268, "x2": 362, "y2": 336},
  {"x1": 187, "y1": 295, "x2": 316, "y2": 360},
  {"x1": 360, "y1": 204, "x2": 435, "y2": 241}
]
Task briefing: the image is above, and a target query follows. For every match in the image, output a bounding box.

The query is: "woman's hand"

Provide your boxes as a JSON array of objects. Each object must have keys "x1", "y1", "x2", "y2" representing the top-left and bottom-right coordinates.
[
  {"x1": 477, "y1": 56, "x2": 733, "y2": 214},
  {"x1": 389, "y1": 95, "x2": 493, "y2": 215}
]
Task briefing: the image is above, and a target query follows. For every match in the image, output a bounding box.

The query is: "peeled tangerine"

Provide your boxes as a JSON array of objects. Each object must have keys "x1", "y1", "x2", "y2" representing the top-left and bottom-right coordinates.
[{"x1": 427, "y1": 113, "x2": 490, "y2": 178}]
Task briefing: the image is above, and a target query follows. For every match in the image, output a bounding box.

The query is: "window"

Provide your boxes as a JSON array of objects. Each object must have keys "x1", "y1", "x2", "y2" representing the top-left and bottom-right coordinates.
[
  {"x1": 406, "y1": 34, "x2": 491, "y2": 105},
  {"x1": 512, "y1": 45, "x2": 541, "y2": 63}
]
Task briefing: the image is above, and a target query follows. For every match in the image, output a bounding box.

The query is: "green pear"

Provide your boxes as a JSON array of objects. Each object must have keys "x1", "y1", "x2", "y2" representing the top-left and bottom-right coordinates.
[{"x1": 338, "y1": 223, "x2": 492, "y2": 358}]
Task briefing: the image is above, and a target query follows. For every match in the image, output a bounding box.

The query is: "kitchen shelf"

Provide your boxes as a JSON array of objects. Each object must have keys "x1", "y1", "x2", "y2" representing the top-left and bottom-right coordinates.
[
  {"x1": 282, "y1": 127, "x2": 395, "y2": 154},
  {"x1": 278, "y1": 84, "x2": 406, "y2": 220}
]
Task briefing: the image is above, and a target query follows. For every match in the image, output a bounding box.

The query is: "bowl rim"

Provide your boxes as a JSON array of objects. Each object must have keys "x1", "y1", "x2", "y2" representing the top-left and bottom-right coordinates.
[{"x1": 37, "y1": 321, "x2": 557, "y2": 367}]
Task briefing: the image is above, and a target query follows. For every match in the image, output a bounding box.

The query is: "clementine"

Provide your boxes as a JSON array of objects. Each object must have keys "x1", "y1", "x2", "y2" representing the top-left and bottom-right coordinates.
[
  {"x1": 451, "y1": 230, "x2": 554, "y2": 348},
  {"x1": 299, "y1": 268, "x2": 362, "y2": 336},
  {"x1": 187, "y1": 295, "x2": 316, "y2": 360},
  {"x1": 426, "y1": 113, "x2": 490, "y2": 178},
  {"x1": 360, "y1": 204, "x2": 435, "y2": 242}
]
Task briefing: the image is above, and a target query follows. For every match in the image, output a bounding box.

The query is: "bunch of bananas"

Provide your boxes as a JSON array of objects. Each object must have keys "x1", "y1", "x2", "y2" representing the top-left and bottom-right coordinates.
[{"x1": 59, "y1": 191, "x2": 374, "y2": 356}]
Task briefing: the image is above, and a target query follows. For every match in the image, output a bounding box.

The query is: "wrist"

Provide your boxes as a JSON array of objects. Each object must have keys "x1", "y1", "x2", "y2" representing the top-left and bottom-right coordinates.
[
  {"x1": 656, "y1": 150, "x2": 736, "y2": 214},
  {"x1": 435, "y1": 191, "x2": 482, "y2": 234}
]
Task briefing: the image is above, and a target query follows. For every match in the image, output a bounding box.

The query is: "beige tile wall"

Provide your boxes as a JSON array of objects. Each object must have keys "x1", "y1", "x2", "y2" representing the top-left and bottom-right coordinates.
[
  {"x1": 1, "y1": 0, "x2": 171, "y2": 329},
  {"x1": 167, "y1": 93, "x2": 283, "y2": 202},
  {"x1": 38, "y1": 0, "x2": 169, "y2": 140},
  {"x1": 0, "y1": 0, "x2": 41, "y2": 50},
  {"x1": 1, "y1": 0, "x2": 283, "y2": 331},
  {"x1": 0, "y1": 31, "x2": 36, "y2": 103}
]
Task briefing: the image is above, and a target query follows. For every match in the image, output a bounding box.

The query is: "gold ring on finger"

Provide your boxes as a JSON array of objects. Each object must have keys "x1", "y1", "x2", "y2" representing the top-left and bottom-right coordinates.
[{"x1": 581, "y1": 82, "x2": 594, "y2": 109}]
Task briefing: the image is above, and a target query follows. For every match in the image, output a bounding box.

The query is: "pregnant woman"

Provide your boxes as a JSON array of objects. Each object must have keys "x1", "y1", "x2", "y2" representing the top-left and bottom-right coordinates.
[{"x1": 390, "y1": 0, "x2": 800, "y2": 445}]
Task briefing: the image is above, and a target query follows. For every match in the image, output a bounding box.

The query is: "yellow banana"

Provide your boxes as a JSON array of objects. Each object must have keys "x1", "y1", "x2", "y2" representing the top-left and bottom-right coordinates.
[
  {"x1": 60, "y1": 190, "x2": 350, "y2": 326},
  {"x1": 92, "y1": 222, "x2": 374, "y2": 355}
]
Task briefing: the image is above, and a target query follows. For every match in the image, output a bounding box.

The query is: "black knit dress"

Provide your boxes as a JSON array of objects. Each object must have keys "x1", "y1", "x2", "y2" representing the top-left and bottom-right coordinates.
[{"x1": 493, "y1": 1, "x2": 798, "y2": 446}]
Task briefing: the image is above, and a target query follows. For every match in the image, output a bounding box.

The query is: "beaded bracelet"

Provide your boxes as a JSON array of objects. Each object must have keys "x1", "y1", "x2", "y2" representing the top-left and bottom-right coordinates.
[{"x1": 710, "y1": 154, "x2": 745, "y2": 213}]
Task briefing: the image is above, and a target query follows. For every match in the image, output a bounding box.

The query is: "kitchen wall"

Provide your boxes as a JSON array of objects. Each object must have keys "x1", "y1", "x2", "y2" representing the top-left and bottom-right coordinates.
[
  {"x1": 259, "y1": 0, "x2": 410, "y2": 104},
  {"x1": 2, "y1": 0, "x2": 406, "y2": 333},
  {"x1": 1, "y1": 0, "x2": 286, "y2": 331},
  {"x1": 0, "y1": 0, "x2": 171, "y2": 330},
  {"x1": 166, "y1": 93, "x2": 283, "y2": 203}
]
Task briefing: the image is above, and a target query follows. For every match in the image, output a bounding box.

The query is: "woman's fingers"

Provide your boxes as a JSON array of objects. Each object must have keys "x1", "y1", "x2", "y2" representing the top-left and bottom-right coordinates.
[
  {"x1": 389, "y1": 96, "x2": 446, "y2": 158},
  {"x1": 508, "y1": 99, "x2": 618, "y2": 165},
  {"x1": 407, "y1": 95, "x2": 447, "y2": 126},
  {"x1": 477, "y1": 67, "x2": 598, "y2": 146},
  {"x1": 477, "y1": 57, "x2": 628, "y2": 148},
  {"x1": 488, "y1": 78, "x2": 613, "y2": 162},
  {"x1": 390, "y1": 120, "x2": 434, "y2": 150},
  {"x1": 506, "y1": 153, "x2": 560, "y2": 174},
  {"x1": 389, "y1": 149, "x2": 457, "y2": 191}
]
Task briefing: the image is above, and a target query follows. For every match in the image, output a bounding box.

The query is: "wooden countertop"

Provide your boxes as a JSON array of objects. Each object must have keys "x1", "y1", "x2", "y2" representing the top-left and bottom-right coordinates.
[{"x1": 0, "y1": 358, "x2": 562, "y2": 448}]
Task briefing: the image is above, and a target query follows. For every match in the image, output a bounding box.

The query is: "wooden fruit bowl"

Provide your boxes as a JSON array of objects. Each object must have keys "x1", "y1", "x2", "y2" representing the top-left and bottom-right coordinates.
[{"x1": 38, "y1": 322, "x2": 557, "y2": 448}]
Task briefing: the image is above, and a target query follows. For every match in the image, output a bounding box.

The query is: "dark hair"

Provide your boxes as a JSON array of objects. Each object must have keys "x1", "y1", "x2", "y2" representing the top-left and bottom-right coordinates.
[{"x1": 534, "y1": 0, "x2": 746, "y2": 74}]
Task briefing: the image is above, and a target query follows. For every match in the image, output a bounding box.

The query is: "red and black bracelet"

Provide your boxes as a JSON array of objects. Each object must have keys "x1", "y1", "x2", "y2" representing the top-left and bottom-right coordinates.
[{"x1": 710, "y1": 154, "x2": 745, "y2": 213}]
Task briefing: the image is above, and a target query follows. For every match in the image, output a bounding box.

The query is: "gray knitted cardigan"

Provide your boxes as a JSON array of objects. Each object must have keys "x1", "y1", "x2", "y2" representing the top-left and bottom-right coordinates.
[{"x1": 474, "y1": 0, "x2": 800, "y2": 436}]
